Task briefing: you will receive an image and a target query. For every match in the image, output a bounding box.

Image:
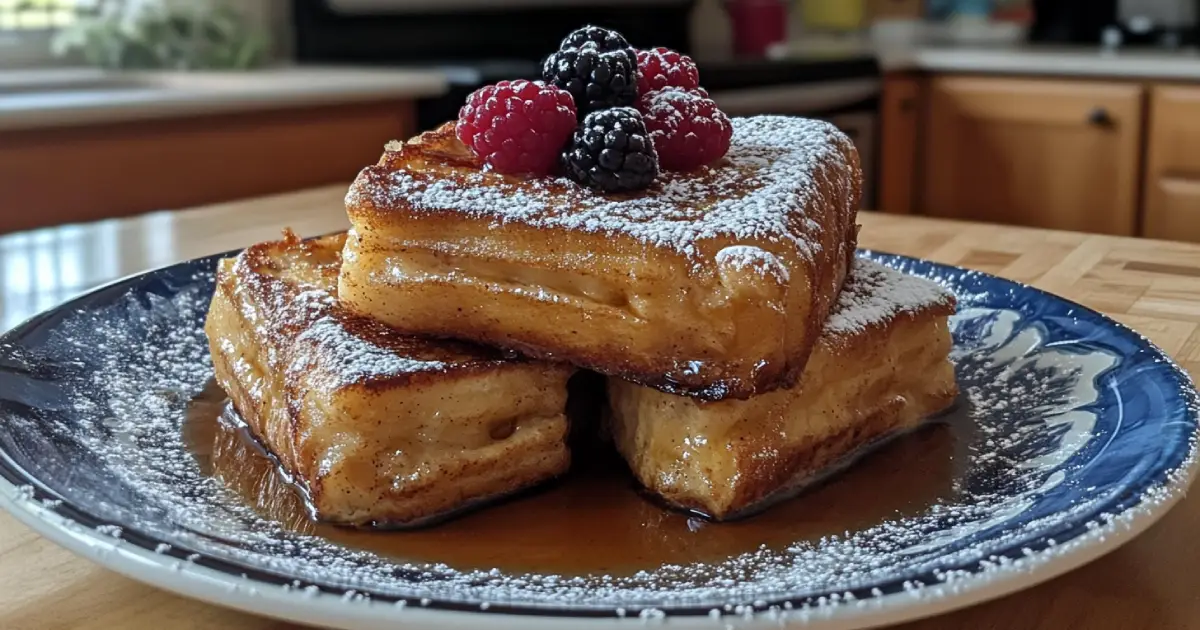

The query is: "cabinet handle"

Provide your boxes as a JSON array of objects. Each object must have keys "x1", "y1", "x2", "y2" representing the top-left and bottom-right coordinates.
[{"x1": 1088, "y1": 107, "x2": 1115, "y2": 128}]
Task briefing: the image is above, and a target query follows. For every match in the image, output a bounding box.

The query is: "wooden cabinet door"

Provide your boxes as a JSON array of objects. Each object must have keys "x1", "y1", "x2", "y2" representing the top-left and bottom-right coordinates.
[
  {"x1": 0, "y1": 101, "x2": 414, "y2": 235},
  {"x1": 879, "y1": 74, "x2": 921, "y2": 214},
  {"x1": 1144, "y1": 85, "x2": 1200, "y2": 242},
  {"x1": 868, "y1": 0, "x2": 922, "y2": 20},
  {"x1": 922, "y1": 76, "x2": 1144, "y2": 235}
]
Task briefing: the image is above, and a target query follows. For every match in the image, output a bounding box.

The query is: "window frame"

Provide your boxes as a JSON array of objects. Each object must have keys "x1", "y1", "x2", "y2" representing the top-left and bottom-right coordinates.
[
  {"x1": 0, "y1": 0, "x2": 90, "y2": 68},
  {"x1": 0, "y1": 29, "x2": 61, "y2": 68}
]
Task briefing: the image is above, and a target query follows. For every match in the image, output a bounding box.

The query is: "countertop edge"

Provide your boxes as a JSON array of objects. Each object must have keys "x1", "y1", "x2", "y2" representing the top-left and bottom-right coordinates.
[
  {"x1": 0, "y1": 69, "x2": 449, "y2": 132},
  {"x1": 773, "y1": 44, "x2": 1200, "y2": 81},
  {"x1": 902, "y1": 48, "x2": 1200, "y2": 80},
  {"x1": 9, "y1": 45, "x2": 1200, "y2": 133}
]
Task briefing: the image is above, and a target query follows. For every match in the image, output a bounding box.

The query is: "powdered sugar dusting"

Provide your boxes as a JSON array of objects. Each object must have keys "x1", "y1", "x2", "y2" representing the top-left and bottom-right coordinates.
[
  {"x1": 347, "y1": 116, "x2": 859, "y2": 262},
  {"x1": 826, "y1": 258, "x2": 956, "y2": 336},
  {"x1": 0, "y1": 255, "x2": 1196, "y2": 623},
  {"x1": 229, "y1": 238, "x2": 507, "y2": 392},
  {"x1": 640, "y1": 88, "x2": 693, "y2": 132},
  {"x1": 294, "y1": 316, "x2": 447, "y2": 389},
  {"x1": 715, "y1": 245, "x2": 790, "y2": 285}
]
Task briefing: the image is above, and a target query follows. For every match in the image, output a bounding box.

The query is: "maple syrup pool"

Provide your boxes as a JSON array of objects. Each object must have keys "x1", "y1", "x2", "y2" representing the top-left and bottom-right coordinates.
[{"x1": 184, "y1": 379, "x2": 967, "y2": 577}]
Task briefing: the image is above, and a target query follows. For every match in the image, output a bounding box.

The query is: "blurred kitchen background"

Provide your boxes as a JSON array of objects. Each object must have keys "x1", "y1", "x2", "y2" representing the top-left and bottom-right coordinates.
[{"x1": 2, "y1": 0, "x2": 1200, "y2": 327}]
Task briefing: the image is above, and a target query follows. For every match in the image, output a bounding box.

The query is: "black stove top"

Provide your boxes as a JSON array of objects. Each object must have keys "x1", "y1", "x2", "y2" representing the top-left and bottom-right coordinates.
[
  {"x1": 384, "y1": 54, "x2": 878, "y2": 87},
  {"x1": 293, "y1": 0, "x2": 694, "y2": 66},
  {"x1": 380, "y1": 54, "x2": 878, "y2": 130}
]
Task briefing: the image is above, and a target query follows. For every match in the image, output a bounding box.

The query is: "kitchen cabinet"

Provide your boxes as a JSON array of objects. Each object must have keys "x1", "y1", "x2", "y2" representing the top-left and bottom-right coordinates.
[
  {"x1": 867, "y1": 0, "x2": 923, "y2": 20},
  {"x1": 920, "y1": 76, "x2": 1143, "y2": 236},
  {"x1": 0, "y1": 100, "x2": 414, "y2": 235},
  {"x1": 879, "y1": 74, "x2": 922, "y2": 214},
  {"x1": 1143, "y1": 85, "x2": 1200, "y2": 241}
]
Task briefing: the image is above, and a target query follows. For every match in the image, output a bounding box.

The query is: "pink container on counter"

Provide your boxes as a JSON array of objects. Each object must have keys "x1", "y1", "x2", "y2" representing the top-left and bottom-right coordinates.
[{"x1": 726, "y1": 0, "x2": 788, "y2": 57}]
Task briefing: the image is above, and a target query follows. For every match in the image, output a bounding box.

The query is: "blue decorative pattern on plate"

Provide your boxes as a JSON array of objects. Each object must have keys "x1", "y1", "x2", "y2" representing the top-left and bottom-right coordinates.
[{"x1": 0, "y1": 250, "x2": 1195, "y2": 629}]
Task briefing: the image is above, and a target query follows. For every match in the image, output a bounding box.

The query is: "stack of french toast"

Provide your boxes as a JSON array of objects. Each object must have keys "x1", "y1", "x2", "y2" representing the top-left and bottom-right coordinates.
[{"x1": 205, "y1": 26, "x2": 959, "y2": 528}]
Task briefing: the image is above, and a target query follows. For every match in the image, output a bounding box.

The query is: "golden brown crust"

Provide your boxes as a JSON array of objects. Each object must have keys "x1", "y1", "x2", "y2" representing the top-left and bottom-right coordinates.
[
  {"x1": 718, "y1": 388, "x2": 957, "y2": 520},
  {"x1": 205, "y1": 232, "x2": 573, "y2": 527},
  {"x1": 606, "y1": 259, "x2": 958, "y2": 520},
  {"x1": 227, "y1": 231, "x2": 526, "y2": 389},
  {"x1": 340, "y1": 117, "x2": 862, "y2": 401},
  {"x1": 662, "y1": 388, "x2": 958, "y2": 520}
]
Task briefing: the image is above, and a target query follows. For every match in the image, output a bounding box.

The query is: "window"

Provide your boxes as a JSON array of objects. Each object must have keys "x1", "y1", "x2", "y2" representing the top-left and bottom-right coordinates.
[
  {"x1": 0, "y1": 0, "x2": 81, "y2": 31},
  {"x1": 0, "y1": 0, "x2": 90, "y2": 67}
]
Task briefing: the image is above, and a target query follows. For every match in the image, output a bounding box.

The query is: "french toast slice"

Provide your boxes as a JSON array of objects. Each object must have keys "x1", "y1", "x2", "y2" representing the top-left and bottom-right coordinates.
[
  {"x1": 204, "y1": 232, "x2": 573, "y2": 528},
  {"x1": 340, "y1": 115, "x2": 861, "y2": 401},
  {"x1": 607, "y1": 258, "x2": 958, "y2": 520}
]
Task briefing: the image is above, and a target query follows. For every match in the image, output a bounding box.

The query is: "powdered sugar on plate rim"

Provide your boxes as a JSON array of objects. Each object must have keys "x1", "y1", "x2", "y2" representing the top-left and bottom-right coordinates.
[{"x1": 0, "y1": 249, "x2": 1195, "y2": 629}]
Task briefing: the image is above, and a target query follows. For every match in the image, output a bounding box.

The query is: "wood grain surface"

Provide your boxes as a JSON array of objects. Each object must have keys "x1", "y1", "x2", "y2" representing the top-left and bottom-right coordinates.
[{"x1": 2, "y1": 187, "x2": 1200, "y2": 629}]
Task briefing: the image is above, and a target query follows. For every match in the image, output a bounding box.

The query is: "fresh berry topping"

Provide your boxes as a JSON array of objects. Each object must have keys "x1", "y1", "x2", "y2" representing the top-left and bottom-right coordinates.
[
  {"x1": 542, "y1": 25, "x2": 639, "y2": 115},
  {"x1": 456, "y1": 80, "x2": 578, "y2": 176},
  {"x1": 637, "y1": 87, "x2": 732, "y2": 172},
  {"x1": 636, "y1": 47, "x2": 700, "y2": 95},
  {"x1": 561, "y1": 107, "x2": 659, "y2": 193}
]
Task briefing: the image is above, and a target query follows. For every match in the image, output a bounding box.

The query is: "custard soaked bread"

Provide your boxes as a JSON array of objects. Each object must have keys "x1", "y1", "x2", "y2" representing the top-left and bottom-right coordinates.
[
  {"x1": 205, "y1": 232, "x2": 573, "y2": 528},
  {"x1": 607, "y1": 259, "x2": 958, "y2": 520},
  {"x1": 340, "y1": 116, "x2": 861, "y2": 401}
]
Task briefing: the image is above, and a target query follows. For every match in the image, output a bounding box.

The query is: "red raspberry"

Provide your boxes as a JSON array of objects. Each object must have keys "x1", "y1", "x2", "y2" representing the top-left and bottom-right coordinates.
[
  {"x1": 456, "y1": 80, "x2": 577, "y2": 175},
  {"x1": 637, "y1": 88, "x2": 732, "y2": 172},
  {"x1": 636, "y1": 47, "x2": 700, "y2": 95}
]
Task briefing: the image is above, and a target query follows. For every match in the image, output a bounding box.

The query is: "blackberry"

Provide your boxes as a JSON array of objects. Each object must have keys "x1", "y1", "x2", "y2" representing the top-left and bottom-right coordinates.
[
  {"x1": 542, "y1": 25, "x2": 639, "y2": 115},
  {"x1": 561, "y1": 107, "x2": 659, "y2": 193}
]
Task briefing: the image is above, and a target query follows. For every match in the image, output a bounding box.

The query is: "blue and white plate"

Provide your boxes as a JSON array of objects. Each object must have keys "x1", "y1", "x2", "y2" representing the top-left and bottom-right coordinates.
[{"x1": 0, "y1": 250, "x2": 1196, "y2": 630}]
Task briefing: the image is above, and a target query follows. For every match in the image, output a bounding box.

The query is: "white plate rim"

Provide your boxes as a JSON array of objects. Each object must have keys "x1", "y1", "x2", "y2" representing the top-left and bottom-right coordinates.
[{"x1": 1, "y1": 456, "x2": 1194, "y2": 630}]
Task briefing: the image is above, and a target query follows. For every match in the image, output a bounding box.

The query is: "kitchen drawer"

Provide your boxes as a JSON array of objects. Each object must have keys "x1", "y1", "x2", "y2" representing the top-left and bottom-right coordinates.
[
  {"x1": 1144, "y1": 178, "x2": 1200, "y2": 242},
  {"x1": 1144, "y1": 86, "x2": 1200, "y2": 241},
  {"x1": 922, "y1": 76, "x2": 1143, "y2": 235},
  {"x1": 1147, "y1": 86, "x2": 1200, "y2": 177}
]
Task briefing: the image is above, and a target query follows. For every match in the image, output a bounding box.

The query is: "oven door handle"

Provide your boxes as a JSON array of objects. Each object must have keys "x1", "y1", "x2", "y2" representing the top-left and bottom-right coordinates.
[{"x1": 707, "y1": 78, "x2": 881, "y2": 117}]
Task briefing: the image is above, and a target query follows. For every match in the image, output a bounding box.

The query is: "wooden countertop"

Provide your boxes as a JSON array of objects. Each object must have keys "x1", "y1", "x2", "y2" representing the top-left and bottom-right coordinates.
[{"x1": 2, "y1": 188, "x2": 1200, "y2": 629}]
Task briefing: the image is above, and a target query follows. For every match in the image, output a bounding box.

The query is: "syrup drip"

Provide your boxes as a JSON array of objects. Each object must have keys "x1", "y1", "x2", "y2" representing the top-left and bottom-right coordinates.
[{"x1": 185, "y1": 380, "x2": 964, "y2": 576}]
